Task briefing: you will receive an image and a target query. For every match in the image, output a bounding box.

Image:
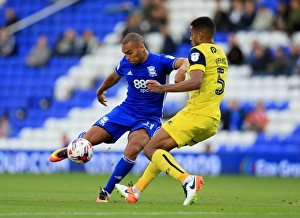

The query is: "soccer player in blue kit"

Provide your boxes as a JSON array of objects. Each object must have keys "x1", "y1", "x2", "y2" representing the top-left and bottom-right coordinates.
[{"x1": 49, "y1": 33, "x2": 186, "y2": 202}]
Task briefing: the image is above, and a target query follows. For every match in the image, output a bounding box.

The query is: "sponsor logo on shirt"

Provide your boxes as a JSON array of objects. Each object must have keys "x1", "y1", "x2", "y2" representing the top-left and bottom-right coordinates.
[{"x1": 210, "y1": 46, "x2": 217, "y2": 53}]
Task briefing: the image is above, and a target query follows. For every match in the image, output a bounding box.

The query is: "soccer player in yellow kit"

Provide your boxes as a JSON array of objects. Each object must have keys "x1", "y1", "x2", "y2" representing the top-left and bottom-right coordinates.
[{"x1": 116, "y1": 16, "x2": 228, "y2": 205}]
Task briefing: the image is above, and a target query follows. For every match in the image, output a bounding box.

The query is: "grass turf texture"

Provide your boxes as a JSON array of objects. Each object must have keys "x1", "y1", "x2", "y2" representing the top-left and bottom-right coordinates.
[{"x1": 0, "y1": 173, "x2": 299, "y2": 218}]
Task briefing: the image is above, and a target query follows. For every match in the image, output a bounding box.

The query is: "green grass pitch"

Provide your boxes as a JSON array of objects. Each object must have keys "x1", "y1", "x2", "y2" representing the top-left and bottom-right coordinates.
[{"x1": 0, "y1": 173, "x2": 299, "y2": 218}]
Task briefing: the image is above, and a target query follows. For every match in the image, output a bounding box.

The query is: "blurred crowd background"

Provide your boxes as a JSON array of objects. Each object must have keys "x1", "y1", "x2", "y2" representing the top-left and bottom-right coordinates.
[{"x1": 0, "y1": 0, "x2": 299, "y2": 155}]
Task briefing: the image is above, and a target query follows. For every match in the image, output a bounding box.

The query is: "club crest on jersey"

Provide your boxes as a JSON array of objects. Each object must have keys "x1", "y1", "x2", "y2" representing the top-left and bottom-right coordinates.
[
  {"x1": 147, "y1": 66, "x2": 157, "y2": 77},
  {"x1": 191, "y1": 52, "x2": 200, "y2": 62}
]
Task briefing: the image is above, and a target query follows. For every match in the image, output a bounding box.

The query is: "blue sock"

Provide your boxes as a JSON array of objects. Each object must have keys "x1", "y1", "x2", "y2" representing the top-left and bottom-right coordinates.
[{"x1": 104, "y1": 156, "x2": 135, "y2": 194}]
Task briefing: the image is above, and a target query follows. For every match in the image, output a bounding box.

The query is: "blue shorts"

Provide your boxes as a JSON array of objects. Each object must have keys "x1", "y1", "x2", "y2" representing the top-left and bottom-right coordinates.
[{"x1": 94, "y1": 106, "x2": 161, "y2": 143}]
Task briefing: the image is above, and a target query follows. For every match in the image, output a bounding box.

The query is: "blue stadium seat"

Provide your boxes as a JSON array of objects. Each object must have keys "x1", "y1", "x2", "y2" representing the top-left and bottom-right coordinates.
[
  {"x1": 174, "y1": 43, "x2": 191, "y2": 57},
  {"x1": 0, "y1": 0, "x2": 128, "y2": 135},
  {"x1": 282, "y1": 144, "x2": 300, "y2": 155},
  {"x1": 214, "y1": 32, "x2": 229, "y2": 43}
]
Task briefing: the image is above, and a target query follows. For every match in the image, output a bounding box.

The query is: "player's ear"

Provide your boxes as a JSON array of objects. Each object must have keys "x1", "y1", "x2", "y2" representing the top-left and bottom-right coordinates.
[
  {"x1": 139, "y1": 43, "x2": 145, "y2": 50},
  {"x1": 198, "y1": 31, "x2": 203, "y2": 40}
]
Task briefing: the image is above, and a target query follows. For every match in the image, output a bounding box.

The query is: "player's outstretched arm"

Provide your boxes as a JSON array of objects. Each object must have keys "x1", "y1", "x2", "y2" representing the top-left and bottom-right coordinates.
[
  {"x1": 96, "y1": 71, "x2": 122, "y2": 106},
  {"x1": 175, "y1": 58, "x2": 188, "y2": 83},
  {"x1": 147, "y1": 69, "x2": 203, "y2": 94}
]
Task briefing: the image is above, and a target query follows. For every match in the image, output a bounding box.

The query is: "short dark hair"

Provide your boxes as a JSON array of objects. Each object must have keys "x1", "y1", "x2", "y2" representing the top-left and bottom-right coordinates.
[
  {"x1": 122, "y1": 33, "x2": 144, "y2": 45},
  {"x1": 190, "y1": 17, "x2": 216, "y2": 38}
]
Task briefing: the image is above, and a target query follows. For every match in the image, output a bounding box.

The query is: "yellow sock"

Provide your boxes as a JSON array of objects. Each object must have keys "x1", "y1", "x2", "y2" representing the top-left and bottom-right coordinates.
[
  {"x1": 135, "y1": 161, "x2": 160, "y2": 192},
  {"x1": 152, "y1": 149, "x2": 189, "y2": 183}
]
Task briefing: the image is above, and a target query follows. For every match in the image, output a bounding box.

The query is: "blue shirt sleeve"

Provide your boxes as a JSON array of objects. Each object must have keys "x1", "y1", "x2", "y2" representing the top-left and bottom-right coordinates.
[
  {"x1": 115, "y1": 56, "x2": 126, "y2": 76},
  {"x1": 160, "y1": 54, "x2": 178, "y2": 72}
]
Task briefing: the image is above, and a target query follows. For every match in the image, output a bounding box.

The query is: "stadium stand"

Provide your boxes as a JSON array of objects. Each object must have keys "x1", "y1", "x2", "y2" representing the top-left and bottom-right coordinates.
[
  {"x1": 0, "y1": 0, "x2": 299, "y2": 157},
  {"x1": 0, "y1": 0, "x2": 134, "y2": 149}
]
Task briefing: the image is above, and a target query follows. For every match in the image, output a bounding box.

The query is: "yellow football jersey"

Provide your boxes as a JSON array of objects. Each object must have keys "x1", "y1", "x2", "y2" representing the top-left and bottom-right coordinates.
[{"x1": 183, "y1": 43, "x2": 228, "y2": 121}]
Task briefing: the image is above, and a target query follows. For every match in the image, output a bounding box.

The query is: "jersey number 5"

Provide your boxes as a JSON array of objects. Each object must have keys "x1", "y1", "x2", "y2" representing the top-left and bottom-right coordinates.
[{"x1": 215, "y1": 68, "x2": 225, "y2": 95}]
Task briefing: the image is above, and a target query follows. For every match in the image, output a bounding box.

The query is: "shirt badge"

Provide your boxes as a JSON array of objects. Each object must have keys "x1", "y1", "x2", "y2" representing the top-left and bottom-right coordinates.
[
  {"x1": 148, "y1": 66, "x2": 157, "y2": 77},
  {"x1": 191, "y1": 52, "x2": 200, "y2": 62}
]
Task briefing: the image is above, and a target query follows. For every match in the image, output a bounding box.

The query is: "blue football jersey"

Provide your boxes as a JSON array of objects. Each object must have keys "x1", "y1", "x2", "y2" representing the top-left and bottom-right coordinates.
[{"x1": 115, "y1": 52, "x2": 177, "y2": 119}]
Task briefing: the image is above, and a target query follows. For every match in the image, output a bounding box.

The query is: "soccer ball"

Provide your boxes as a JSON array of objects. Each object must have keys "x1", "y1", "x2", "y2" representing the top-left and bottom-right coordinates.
[{"x1": 67, "y1": 138, "x2": 93, "y2": 164}]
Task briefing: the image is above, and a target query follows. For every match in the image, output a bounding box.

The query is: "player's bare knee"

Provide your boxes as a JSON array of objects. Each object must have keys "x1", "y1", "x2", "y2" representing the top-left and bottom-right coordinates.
[
  {"x1": 124, "y1": 146, "x2": 141, "y2": 160},
  {"x1": 143, "y1": 146, "x2": 154, "y2": 160}
]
